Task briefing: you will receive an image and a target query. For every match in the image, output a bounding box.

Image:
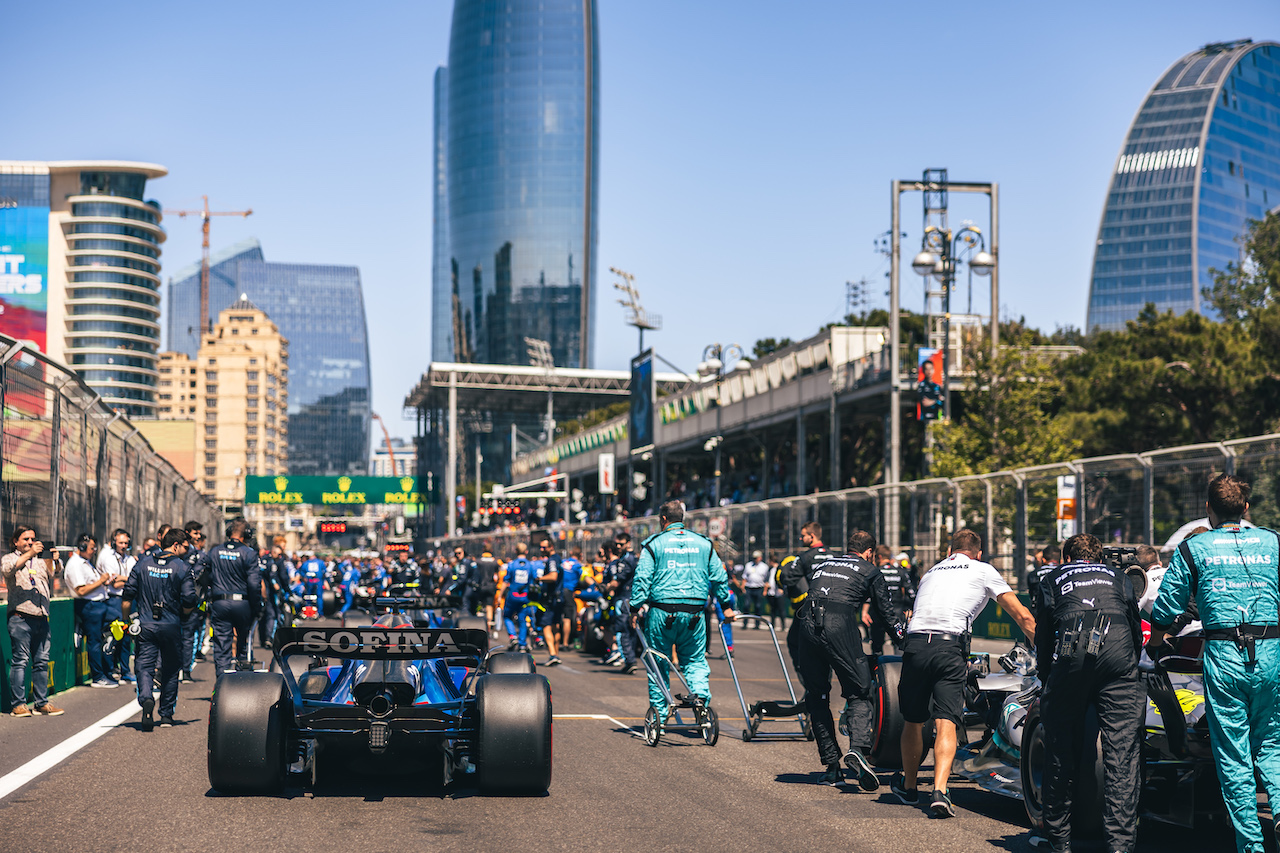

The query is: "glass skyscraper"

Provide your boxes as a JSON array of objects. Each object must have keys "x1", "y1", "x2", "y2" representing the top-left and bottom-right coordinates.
[
  {"x1": 1087, "y1": 40, "x2": 1280, "y2": 331},
  {"x1": 432, "y1": 0, "x2": 600, "y2": 369},
  {"x1": 167, "y1": 250, "x2": 371, "y2": 476},
  {"x1": 166, "y1": 238, "x2": 264, "y2": 358}
]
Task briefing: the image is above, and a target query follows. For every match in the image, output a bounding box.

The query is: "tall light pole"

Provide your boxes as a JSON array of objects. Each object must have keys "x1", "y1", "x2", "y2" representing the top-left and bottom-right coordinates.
[
  {"x1": 611, "y1": 268, "x2": 662, "y2": 354},
  {"x1": 887, "y1": 174, "x2": 998, "y2": 549},
  {"x1": 697, "y1": 343, "x2": 749, "y2": 506},
  {"x1": 911, "y1": 226, "x2": 995, "y2": 418},
  {"x1": 524, "y1": 337, "x2": 555, "y2": 445}
]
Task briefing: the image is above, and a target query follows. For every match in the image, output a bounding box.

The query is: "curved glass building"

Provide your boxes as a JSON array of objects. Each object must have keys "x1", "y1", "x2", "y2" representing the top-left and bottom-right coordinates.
[
  {"x1": 0, "y1": 160, "x2": 167, "y2": 417},
  {"x1": 432, "y1": 0, "x2": 600, "y2": 369},
  {"x1": 1087, "y1": 40, "x2": 1280, "y2": 331}
]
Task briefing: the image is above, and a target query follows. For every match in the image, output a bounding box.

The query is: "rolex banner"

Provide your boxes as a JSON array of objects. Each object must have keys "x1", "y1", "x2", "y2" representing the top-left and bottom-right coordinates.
[{"x1": 245, "y1": 475, "x2": 426, "y2": 505}]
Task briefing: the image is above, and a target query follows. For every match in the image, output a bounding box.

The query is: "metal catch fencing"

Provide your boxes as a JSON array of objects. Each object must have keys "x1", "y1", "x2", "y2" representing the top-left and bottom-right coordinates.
[
  {"x1": 0, "y1": 337, "x2": 223, "y2": 598},
  {"x1": 435, "y1": 433, "x2": 1280, "y2": 590}
]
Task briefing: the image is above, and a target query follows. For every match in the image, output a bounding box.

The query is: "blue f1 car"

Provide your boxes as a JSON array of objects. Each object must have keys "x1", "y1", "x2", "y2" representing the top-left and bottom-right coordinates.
[{"x1": 207, "y1": 596, "x2": 552, "y2": 796}]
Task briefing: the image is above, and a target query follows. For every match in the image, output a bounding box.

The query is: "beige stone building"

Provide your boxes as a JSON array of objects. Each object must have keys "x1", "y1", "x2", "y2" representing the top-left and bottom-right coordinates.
[{"x1": 156, "y1": 295, "x2": 289, "y2": 536}]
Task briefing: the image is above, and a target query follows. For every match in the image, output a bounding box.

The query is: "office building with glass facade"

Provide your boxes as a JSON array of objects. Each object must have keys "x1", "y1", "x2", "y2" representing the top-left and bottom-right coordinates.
[
  {"x1": 0, "y1": 160, "x2": 167, "y2": 417},
  {"x1": 167, "y1": 248, "x2": 371, "y2": 476},
  {"x1": 166, "y1": 238, "x2": 264, "y2": 358},
  {"x1": 432, "y1": 0, "x2": 600, "y2": 369},
  {"x1": 1087, "y1": 40, "x2": 1280, "y2": 331}
]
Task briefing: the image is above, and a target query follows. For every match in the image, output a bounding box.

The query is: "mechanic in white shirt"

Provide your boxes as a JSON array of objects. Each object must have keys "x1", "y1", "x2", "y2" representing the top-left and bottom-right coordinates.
[
  {"x1": 741, "y1": 551, "x2": 771, "y2": 625},
  {"x1": 97, "y1": 529, "x2": 136, "y2": 682},
  {"x1": 64, "y1": 534, "x2": 119, "y2": 688},
  {"x1": 890, "y1": 529, "x2": 1036, "y2": 817}
]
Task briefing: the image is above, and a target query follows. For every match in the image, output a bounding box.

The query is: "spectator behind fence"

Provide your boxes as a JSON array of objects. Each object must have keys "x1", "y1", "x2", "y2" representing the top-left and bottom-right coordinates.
[
  {"x1": 98, "y1": 529, "x2": 136, "y2": 683},
  {"x1": 63, "y1": 534, "x2": 119, "y2": 689},
  {"x1": 3, "y1": 526, "x2": 64, "y2": 717}
]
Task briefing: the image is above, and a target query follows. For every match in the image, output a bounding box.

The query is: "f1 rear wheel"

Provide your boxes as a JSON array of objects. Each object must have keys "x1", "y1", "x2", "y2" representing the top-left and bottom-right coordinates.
[
  {"x1": 475, "y1": 673, "x2": 553, "y2": 795},
  {"x1": 208, "y1": 671, "x2": 289, "y2": 795}
]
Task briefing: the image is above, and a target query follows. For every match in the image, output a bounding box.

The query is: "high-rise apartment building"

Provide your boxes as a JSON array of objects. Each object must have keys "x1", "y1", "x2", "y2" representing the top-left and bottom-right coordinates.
[
  {"x1": 190, "y1": 297, "x2": 289, "y2": 532},
  {"x1": 432, "y1": 0, "x2": 600, "y2": 369},
  {"x1": 1087, "y1": 40, "x2": 1280, "y2": 331},
  {"x1": 167, "y1": 249, "x2": 370, "y2": 477},
  {"x1": 0, "y1": 160, "x2": 166, "y2": 416}
]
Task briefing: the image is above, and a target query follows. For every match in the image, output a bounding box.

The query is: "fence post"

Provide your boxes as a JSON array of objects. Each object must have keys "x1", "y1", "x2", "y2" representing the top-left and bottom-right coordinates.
[
  {"x1": 1140, "y1": 457, "x2": 1154, "y2": 548},
  {"x1": 0, "y1": 342, "x2": 26, "y2": 540},
  {"x1": 983, "y1": 478, "x2": 994, "y2": 561},
  {"x1": 49, "y1": 390, "x2": 62, "y2": 543},
  {"x1": 1014, "y1": 475, "x2": 1027, "y2": 588}
]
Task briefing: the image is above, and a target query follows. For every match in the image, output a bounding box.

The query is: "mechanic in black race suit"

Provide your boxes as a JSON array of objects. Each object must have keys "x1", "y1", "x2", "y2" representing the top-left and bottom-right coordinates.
[
  {"x1": 257, "y1": 544, "x2": 293, "y2": 649},
  {"x1": 778, "y1": 521, "x2": 835, "y2": 673},
  {"x1": 865, "y1": 546, "x2": 915, "y2": 656},
  {"x1": 604, "y1": 539, "x2": 640, "y2": 674},
  {"x1": 1032, "y1": 533, "x2": 1143, "y2": 853},
  {"x1": 122, "y1": 528, "x2": 197, "y2": 730},
  {"x1": 207, "y1": 519, "x2": 262, "y2": 675},
  {"x1": 179, "y1": 521, "x2": 211, "y2": 682},
  {"x1": 796, "y1": 528, "x2": 904, "y2": 789},
  {"x1": 475, "y1": 546, "x2": 500, "y2": 631}
]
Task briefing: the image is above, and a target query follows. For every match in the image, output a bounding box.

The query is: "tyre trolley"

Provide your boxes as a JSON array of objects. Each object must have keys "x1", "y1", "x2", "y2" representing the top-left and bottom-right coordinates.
[
  {"x1": 718, "y1": 615, "x2": 813, "y2": 742},
  {"x1": 635, "y1": 623, "x2": 720, "y2": 747}
]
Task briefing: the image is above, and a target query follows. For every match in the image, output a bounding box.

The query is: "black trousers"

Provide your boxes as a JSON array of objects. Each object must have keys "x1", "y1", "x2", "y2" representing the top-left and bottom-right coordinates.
[
  {"x1": 134, "y1": 623, "x2": 181, "y2": 718},
  {"x1": 1041, "y1": 655, "x2": 1143, "y2": 851},
  {"x1": 210, "y1": 599, "x2": 253, "y2": 673},
  {"x1": 796, "y1": 605, "x2": 874, "y2": 766}
]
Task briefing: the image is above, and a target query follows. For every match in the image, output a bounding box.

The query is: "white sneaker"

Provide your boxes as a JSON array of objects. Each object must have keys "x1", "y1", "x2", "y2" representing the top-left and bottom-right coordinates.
[{"x1": 91, "y1": 678, "x2": 120, "y2": 689}]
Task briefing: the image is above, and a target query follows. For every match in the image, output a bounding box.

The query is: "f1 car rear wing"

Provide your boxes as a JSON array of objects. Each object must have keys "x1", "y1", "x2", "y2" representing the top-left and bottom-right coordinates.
[
  {"x1": 272, "y1": 626, "x2": 490, "y2": 661},
  {"x1": 375, "y1": 594, "x2": 463, "y2": 610}
]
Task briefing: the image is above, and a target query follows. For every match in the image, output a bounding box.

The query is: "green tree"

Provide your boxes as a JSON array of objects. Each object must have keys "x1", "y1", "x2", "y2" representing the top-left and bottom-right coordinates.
[
  {"x1": 752, "y1": 337, "x2": 794, "y2": 359},
  {"x1": 1202, "y1": 211, "x2": 1280, "y2": 327},
  {"x1": 1057, "y1": 307, "x2": 1276, "y2": 455},
  {"x1": 931, "y1": 327, "x2": 1082, "y2": 477}
]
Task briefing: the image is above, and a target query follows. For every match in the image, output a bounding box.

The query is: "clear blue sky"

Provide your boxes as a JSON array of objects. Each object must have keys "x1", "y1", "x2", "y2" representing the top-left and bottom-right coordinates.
[{"x1": 6, "y1": 1, "x2": 1277, "y2": 439}]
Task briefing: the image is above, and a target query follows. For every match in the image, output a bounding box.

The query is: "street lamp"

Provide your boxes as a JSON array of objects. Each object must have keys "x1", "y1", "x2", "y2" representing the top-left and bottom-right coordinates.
[
  {"x1": 697, "y1": 342, "x2": 747, "y2": 506},
  {"x1": 911, "y1": 224, "x2": 995, "y2": 419}
]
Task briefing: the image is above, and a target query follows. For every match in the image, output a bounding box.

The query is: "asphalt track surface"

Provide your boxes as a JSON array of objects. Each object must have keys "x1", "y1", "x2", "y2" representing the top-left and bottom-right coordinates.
[{"x1": 0, "y1": 621, "x2": 1244, "y2": 853}]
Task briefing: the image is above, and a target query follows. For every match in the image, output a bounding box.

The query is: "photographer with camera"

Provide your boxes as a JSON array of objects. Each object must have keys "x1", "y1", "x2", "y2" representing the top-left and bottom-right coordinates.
[
  {"x1": 1149, "y1": 475, "x2": 1280, "y2": 853},
  {"x1": 207, "y1": 519, "x2": 262, "y2": 675},
  {"x1": 3, "y1": 526, "x2": 63, "y2": 717},
  {"x1": 123, "y1": 528, "x2": 198, "y2": 731},
  {"x1": 1031, "y1": 533, "x2": 1143, "y2": 853}
]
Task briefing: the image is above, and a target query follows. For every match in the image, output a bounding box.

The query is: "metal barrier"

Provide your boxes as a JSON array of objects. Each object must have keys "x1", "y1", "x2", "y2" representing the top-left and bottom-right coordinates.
[
  {"x1": 0, "y1": 335, "x2": 222, "y2": 600},
  {"x1": 435, "y1": 433, "x2": 1280, "y2": 589}
]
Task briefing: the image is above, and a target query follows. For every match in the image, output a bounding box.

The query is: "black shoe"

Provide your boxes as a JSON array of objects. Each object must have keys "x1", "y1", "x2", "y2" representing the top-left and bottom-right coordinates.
[
  {"x1": 818, "y1": 763, "x2": 844, "y2": 786},
  {"x1": 843, "y1": 749, "x2": 879, "y2": 791},
  {"x1": 930, "y1": 788, "x2": 956, "y2": 818},
  {"x1": 140, "y1": 698, "x2": 155, "y2": 732},
  {"x1": 159, "y1": 716, "x2": 175, "y2": 728},
  {"x1": 182, "y1": 670, "x2": 197, "y2": 682},
  {"x1": 1027, "y1": 836, "x2": 1069, "y2": 852},
  {"x1": 890, "y1": 771, "x2": 919, "y2": 804},
  {"x1": 620, "y1": 662, "x2": 638, "y2": 674}
]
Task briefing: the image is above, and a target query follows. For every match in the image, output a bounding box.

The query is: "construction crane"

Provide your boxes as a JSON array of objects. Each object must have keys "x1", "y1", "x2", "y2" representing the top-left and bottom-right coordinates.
[
  {"x1": 371, "y1": 413, "x2": 398, "y2": 475},
  {"x1": 164, "y1": 196, "x2": 252, "y2": 337}
]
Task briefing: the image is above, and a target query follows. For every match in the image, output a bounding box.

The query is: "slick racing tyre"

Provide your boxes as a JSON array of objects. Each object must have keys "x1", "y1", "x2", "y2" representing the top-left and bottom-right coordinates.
[
  {"x1": 208, "y1": 671, "x2": 290, "y2": 795},
  {"x1": 486, "y1": 652, "x2": 537, "y2": 675},
  {"x1": 579, "y1": 604, "x2": 606, "y2": 657},
  {"x1": 1021, "y1": 700, "x2": 1104, "y2": 837},
  {"x1": 870, "y1": 656, "x2": 933, "y2": 769},
  {"x1": 475, "y1": 673, "x2": 553, "y2": 795},
  {"x1": 322, "y1": 590, "x2": 339, "y2": 617}
]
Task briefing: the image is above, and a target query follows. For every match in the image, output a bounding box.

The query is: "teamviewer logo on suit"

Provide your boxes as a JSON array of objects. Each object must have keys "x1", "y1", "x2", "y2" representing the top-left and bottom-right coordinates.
[
  {"x1": 1061, "y1": 581, "x2": 1073, "y2": 595},
  {"x1": 1212, "y1": 578, "x2": 1228, "y2": 592}
]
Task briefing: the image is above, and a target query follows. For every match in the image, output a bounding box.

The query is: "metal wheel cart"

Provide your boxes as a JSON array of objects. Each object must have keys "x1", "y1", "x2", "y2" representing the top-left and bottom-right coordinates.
[
  {"x1": 718, "y1": 614, "x2": 812, "y2": 742},
  {"x1": 635, "y1": 624, "x2": 720, "y2": 747}
]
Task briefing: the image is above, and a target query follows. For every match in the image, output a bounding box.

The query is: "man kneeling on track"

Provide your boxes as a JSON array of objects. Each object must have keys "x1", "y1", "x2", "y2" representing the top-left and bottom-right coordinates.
[
  {"x1": 796, "y1": 529, "x2": 904, "y2": 789},
  {"x1": 893, "y1": 529, "x2": 1035, "y2": 817},
  {"x1": 630, "y1": 500, "x2": 735, "y2": 726}
]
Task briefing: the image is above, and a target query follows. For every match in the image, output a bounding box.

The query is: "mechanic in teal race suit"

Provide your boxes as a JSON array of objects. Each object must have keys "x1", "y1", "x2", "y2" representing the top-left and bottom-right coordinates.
[
  {"x1": 630, "y1": 500, "x2": 736, "y2": 717},
  {"x1": 1149, "y1": 474, "x2": 1280, "y2": 853}
]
